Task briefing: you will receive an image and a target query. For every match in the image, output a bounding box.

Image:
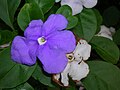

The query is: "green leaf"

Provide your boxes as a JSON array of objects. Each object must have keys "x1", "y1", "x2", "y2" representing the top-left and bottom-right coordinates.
[
  {"x1": 0, "y1": 0, "x2": 21, "y2": 30},
  {"x1": 32, "y1": 65, "x2": 55, "y2": 87},
  {"x1": 66, "y1": 16, "x2": 78, "y2": 29},
  {"x1": 3, "y1": 83, "x2": 34, "y2": 90},
  {"x1": 90, "y1": 36, "x2": 119, "y2": 64},
  {"x1": 0, "y1": 30, "x2": 16, "y2": 45},
  {"x1": 93, "y1": 9, "x2": 103, "y2": 34},
  {"x1": 17, "y1": 3, "x2": 44, "y2": 31},
  {"x1": 0, "y1": 47, "x2": 37, "y2": 88},
  {"x1": 44, "y1": 4, "x2": 60, "y2": 20},
  {"x1": 56, "y1": 5, "x2": 78, "y2": 29},
  {"x1": 73, "y1": 9, "x2": 97, "y2": 42},
  {"x1": 26, "y1": 0, "x2": 55, "y2": 14},
  {"x1": 56, "y1": 5, "x2": 72, "y2": 17},
  {"x1": 103, "y1": 6, "x2": 120, "y2": 26},
  {"x1": 82, "y1": 61, "x2": 120, "y2": 90},
  {"x1": 113, "y1": 28, "x2": 120, "y2": 45}
]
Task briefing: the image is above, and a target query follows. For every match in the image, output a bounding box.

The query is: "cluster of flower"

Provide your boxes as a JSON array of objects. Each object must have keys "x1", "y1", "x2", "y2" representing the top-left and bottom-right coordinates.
[
  {"x1": 11, "y1": 0, "x2": 117, "y2": 88},
  {"x1": 53, "y1": 39, "x2": 91, "y2": 87},
  {"x1": 11, "y1": 14, "x2": 91, "y2": 87}
]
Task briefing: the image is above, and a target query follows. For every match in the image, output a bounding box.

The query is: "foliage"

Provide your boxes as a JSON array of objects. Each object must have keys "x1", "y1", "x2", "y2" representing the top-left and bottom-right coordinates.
[{"x1": 0, "y1": 0, "x2": 120, "y2": 90}]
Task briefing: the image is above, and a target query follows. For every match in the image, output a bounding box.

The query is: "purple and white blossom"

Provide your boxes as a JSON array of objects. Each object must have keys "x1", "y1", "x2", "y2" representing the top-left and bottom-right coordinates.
[
  {"x1": 11, "y1": 14, "x2": 76, "y2": 74},
  {"x1": 53, "y1": 39, "x2": 91, "y2": 86}
]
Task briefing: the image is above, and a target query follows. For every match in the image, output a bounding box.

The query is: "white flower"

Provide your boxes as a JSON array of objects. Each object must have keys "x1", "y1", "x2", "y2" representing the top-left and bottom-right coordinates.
[
  {"x1": 109, "y1": 27, "x2": 116, "y2": 35},
  {"x1": 69, "y1": 61, "x2": 89, "y2": 81},
  {"x1": 81, "y1": 0, "x2": 98, "y2": 8},
  {"x1": 73, "y1": 39, "x2": 91, "y2": 61},
  {"x1": 53, "y1": 60, "x2": 89, "y2": 86},
  {"x1": 61, "y1": 63, "x2": 71, "y2": 86},
  {"x1": 53, "y1": 39, "x2": 91, "y2": 86},
  {"x1": 61, "y1": 0, "x2": 98, "y2": 15},
  {"x1": 96, "y1": 25, "x2": 115, "y2": 40}
]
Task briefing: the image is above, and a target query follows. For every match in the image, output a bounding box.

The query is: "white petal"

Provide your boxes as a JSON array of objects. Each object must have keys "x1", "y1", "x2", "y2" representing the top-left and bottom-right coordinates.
[
  {"x1": 61, "y1": 0, "x2": 83, "y2": 15},
  {"x1": 97, "y1": 33, "x2": 113, "y2": 40},
  {"x1": 69, "y1": 61, "x2": 89, "y2": 81},
  {"x1": 73, "y1": 39, "x2": 91, "y2": 61},
  {"x1": 82, "y1": 0, "x2": 98, "y2": 8},
  {"x1": 100, "y1": 25, "x2": 111, "y2": 35},
  {"x1": 96, "y1": 25, "x2": 113, "y2": 40},
  {"x1": 109, "y1": 27, "x2": 116, "y2": 35},
  {"x1": 55, "y1": 0, "x2": 61, "y2": 3},
  {"x1": 61, "y1": 63, "x2": 70, "y2": 86}
]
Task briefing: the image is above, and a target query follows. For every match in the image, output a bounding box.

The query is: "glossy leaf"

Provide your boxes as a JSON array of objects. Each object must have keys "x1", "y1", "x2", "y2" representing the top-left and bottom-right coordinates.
[
  {"x1": 56, "y1": 5, "x2": 78, "y2": 29},
  {"x1": 17, "y1": 3, "x2": 44, "y2": 31},
  {"x1": 0, "y1": 30, "x2": 16, "y2": 45},
  {"x1": 26, "y1": 0, "x2": 55, "y2": 14},
  {"x1": 0, "y1": 47, "x2": 37, "y2": 88},
  {"x1": 90, "y1": 36, "x2": 119, "y2": 64},
  {"x1": 56, "y1": 5, "x2": 72, "y2": 17},
  {"x1": 73, "y1": 9, "x2": 97, "y2": 42},
  {"x1": 66, "y1": 16, "x2": 78, "y2": 29},
  {"x1": 0, "y1": 0, "x2": 21, "y2": 30},
  {"x1": 82, "y1": 61, "x2": 120, "y2": 90},
  {"x1": 93, "y1": 9, "x2": 103, "y2": 33},
  {"x1": 113, "y1": 28, "x2": 120, "y2": 45},
  {"x1": 44, "y1": 4, "x2": 60, "y2": 20},
  {"x1": 3, "y1": 83, "x2": 34, "y2": 90},
  {"x1": 32, "y1": 65, "x2": 55, "y2": 87}
]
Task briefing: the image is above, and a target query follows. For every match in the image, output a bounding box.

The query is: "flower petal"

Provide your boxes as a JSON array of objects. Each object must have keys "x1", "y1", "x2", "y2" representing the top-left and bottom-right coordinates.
[
  {"x1": 69, "y1": 61, "x2": 89, "y2": 81},
  {"x1": 96, "y1": 25, "x2": 113, "y2": 40},
  {"x1": 61, "y1": 0, "x2": 83, "y2": 15},
  {"x1": 47, "y1": 30, "x2": 76, "y2": 53},
  {"x1": 61, "y1": 63, "x2": 70, "y2": 86},
  {"x1": 26, "y1": 40, "x2": 38, "y2": 62},
  {"x1": 24, "y1": 20, "x2": 43, "y2": 40},
  {"x1": 42, "y1": 14, "x2": 68, "y2": 36},
  {"x1": 82, "y1": 0, "x2": 98, "y2": 8},
  {"x1": 37, "y1": 45, "x2": 68, "y2": 74},
  {"x1": 11, "y1": 36, "x2": 37, "y2": 65},
  {"x1": 73, "y1": 39, "x2": 91, "y2": 61}
]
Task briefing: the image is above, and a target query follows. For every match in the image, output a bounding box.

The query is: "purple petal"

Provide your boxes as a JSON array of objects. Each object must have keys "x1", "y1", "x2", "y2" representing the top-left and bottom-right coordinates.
[
  {"x1": 24, "y1": 20, "x2": 43, "y2": 40},
  {"x1": 42, "y1": 14, "x2": 68, "y2": 36},
  {"x1": 37, "y1": 45, "x2": 68, "y2": 74},
  {"x1": 11, "y1": 36, "x2": 37, "y2": 65},
  {"x1": 47, "y1": 30, "x2": 76, "y2": 53},
  {"x1": 26, "y1": 40, "x2": 38, "y2": 61}
]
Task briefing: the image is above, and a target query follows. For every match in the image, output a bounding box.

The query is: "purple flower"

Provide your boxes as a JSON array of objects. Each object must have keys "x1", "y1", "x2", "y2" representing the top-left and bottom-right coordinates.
[{"x1": 11, "y1": 14, "x2": 76, "y2": 73}]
